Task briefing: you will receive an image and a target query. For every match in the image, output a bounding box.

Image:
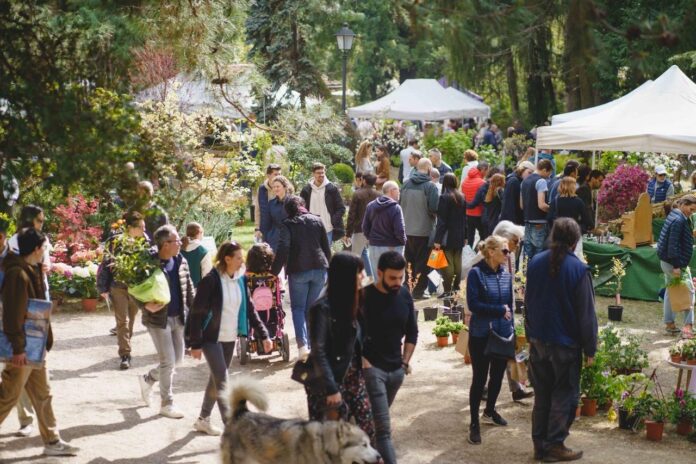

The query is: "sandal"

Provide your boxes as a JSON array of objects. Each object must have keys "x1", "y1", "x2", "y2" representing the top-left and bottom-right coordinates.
[{"x1": 666, "y1": 323, "x2": 681, "y2": 334}]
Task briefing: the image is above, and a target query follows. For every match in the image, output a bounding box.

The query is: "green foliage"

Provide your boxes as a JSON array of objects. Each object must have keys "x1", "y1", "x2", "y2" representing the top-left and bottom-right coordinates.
[
  {"x1": 598, "y1": 326, "x2": 649, "y2": 372},
  {"x1": 329, "y1": 164, "x2": 355, "y2": 184},
  {"x1": 108, "y1": 235, "x2": 159, "y2": 287},
  {"x1": 0, "y1": 212, "x2": 15, "y2": 237},
  {"x1": 432, "y1": 324, "x2": 451, "y2": 337},
  {"x1": 423, "y1": 129, "x2": 475, "y2": 169},
  {"x1": 668, "y1": 389, "x2": 696, "y2": 424}
]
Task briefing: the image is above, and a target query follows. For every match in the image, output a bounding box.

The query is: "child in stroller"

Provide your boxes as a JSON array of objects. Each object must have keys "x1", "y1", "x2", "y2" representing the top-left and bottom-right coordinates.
[{"x1": 242, "y1": 243, "x2": 290, "y2": 363}]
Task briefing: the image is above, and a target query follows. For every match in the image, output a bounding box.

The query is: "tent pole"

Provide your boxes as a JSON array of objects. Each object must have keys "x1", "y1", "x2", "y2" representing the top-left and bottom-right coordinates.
[{"x1": 592, "y1": 150, "x2": 596, "y2": 169}]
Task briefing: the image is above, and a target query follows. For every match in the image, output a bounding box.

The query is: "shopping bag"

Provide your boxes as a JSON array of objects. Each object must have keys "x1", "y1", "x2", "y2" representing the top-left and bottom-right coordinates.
[
  {"x1": 427, "y1": 249, "x2": 448, "y2": 269},
  {"x1": 455, "y1": 327, "x2": 469, "y2": 357},
  {"x1": 128, "y1": 269, "x2": 171, "y2": 305},
  {"x1": 461, "y1": 245, "x2": 481, "y2": 277},
  {"x1": 509, "y1": 359, "x2": 528, "y2": 384},
  {"x1": 667, "y1": 283, "x2": 692, "y2": 312}
]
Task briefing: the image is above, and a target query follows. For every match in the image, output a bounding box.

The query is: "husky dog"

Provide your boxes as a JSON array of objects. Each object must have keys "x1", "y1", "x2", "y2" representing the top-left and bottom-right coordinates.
[{"x1": 221, "y1": 377, "x2": 381, "y2": 464}]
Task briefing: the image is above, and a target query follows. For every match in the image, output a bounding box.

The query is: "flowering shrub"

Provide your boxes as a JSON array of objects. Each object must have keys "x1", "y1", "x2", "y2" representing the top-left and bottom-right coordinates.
[
  {"x1": 52, "y1": 194, "x2": 103, "y2": 261},
  {"x1": 597, "y1": 164, "x2": 649, "y2": 221},
  {"x1": 49, "y1": 262, "x2": 99, "y2": 298}
]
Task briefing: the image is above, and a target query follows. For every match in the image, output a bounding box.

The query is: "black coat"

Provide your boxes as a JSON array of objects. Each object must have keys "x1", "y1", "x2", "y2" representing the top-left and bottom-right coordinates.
[
  {"x1": 307, "y1": 297, "x2": 362, "y2": 395},
  {"x1": 300, "y1": 182, "x2": 346, "y2": 240},
  {"x1": 434, "y1": 193, "x2": 466, "y2": 250},
  {"x1": 272, "y1": 213, "x2": 332, "y2": 275}
]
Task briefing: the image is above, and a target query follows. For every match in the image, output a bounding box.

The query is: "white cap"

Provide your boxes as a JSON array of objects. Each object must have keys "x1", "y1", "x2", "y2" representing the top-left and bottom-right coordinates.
[{"x1": 655, "y1": 165, "x2": 667, "y2": 175}]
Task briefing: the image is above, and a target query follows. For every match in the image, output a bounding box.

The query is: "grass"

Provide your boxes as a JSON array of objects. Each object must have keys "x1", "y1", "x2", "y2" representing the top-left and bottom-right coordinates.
[{"x1": 231, "y1": 220, "x2": 257, "y2": 252}]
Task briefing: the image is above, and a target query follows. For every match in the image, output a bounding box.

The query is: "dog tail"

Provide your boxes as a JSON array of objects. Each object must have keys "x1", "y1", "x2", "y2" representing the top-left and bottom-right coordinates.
[{"x1": 224, "y1": 376, "x2": 269, "y2": 421}]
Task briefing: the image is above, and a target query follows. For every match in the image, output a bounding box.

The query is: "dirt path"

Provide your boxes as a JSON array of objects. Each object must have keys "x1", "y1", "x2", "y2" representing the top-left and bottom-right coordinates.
[{"x1": 0, "y1": 296, "x2": 694, "y2": 463}]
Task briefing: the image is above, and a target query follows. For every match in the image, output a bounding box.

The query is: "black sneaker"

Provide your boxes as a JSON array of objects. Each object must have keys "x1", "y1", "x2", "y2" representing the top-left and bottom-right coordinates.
[
  {"x1": 512, "y1": 389, "x2": 534, "y2": 402},
  {"x1": 120, "y1": 355, "x2": 131, "y2": 370},
  {"x1": 482, "y1": 410, "x2": 508, "y2": 426},
  {"x1": 467, "y1": 423, "x2": 481, "y2": 445},
  {"x1": 109, "y1": 327, "x2": 117, "y2": 336}
]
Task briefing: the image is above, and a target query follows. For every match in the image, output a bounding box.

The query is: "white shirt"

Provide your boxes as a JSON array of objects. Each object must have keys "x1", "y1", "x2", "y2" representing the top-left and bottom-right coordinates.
[
  {"x1": 218, "y1": 268, "x2": 244, "y2": 342},
  {"x1": 309, "y1": 178, "x2": 333, "y2": 233}
]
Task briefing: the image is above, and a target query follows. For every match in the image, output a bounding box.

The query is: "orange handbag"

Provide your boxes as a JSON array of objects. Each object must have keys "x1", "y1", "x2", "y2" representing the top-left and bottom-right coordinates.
[{"x1": 427, "y1": 249, "x2": 448, "y2": 269}]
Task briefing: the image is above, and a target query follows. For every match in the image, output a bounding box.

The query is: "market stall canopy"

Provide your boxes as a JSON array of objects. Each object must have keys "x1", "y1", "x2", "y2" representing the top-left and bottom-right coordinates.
[
  {"x1": 347, "y1": 79, "x2": 490, "y2": 120},
  {"x1": 443, "y1": 87, "x2": 491, "y2": 119},
  {"x1": 537, "y1": 65, "x2": 696, "y2": 154},
  {"x1": 550, "y1": 80, "x2": 653, "y2": 125}
]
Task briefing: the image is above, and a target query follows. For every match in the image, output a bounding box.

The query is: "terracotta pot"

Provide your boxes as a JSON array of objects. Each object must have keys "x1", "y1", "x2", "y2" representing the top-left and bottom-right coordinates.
[
  {"x1": 575, "y1": 406, "x2": 582, "y2": 418},
  {"x1": 687, "y1": 358, "x2": 696, "y2": 366},
  {"x1": 677, "y1": 419, "x2": 693, "y2": 436},
  {"x1": 436, "y1": 336, "x2": 449, "y2": 347},
  {"x1": 464, "y1": 354, "x2": 472, "y2": 365},
  {"x1": 451, "y1": 332, "x2": 459, "y2": 344},
  {"x1": 516, "y1": 334, "x2": 527, "y2": 350},
  {"x1": 645, "y1": 420, "x2": 664, "y2": 441},
  {"x1": 671, "y1": 354, "x2": 683, "y2": 363},
  {"x1": 581, "y1": 398, "x2": 598, "y2": 417},
  {"x1": 81, "y1": 298, "x2": 98, "y2": 312}
]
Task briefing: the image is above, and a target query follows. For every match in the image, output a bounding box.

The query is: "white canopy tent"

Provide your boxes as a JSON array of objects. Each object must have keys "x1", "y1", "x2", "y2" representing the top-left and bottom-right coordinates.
[
  {"x1": 550, "y1": 80, "x2": 653, "y2": 125},
  {"x1": 443, "y1": 87, "x2": 491, "y2": 119},
  {"x1": 537, "y1": 65, "x2": 696, "y2": 154},
  {"x1": 347, "y1": 79, "x2": 490, "y2": 120}
]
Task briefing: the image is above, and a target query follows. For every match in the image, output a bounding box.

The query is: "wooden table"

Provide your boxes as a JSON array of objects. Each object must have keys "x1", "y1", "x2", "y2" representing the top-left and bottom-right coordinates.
[{"x1": 666, "y1": 359, "x2": 696, "y2": 393}]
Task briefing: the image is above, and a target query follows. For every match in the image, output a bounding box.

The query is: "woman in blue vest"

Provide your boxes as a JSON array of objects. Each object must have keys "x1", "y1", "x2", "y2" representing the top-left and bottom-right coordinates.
[
  {"x1": 188, "y1": 241, "x2": 272, "y2": 436},
  {"x1": 465, "y1": 235, "x2": 514, "y2": 445},
  {"x1": 647, "y1": 165, "x2": 675, "y2": 203},
  {"x1": 657, "y1": 195, "x2": 696, "y2": 339}
]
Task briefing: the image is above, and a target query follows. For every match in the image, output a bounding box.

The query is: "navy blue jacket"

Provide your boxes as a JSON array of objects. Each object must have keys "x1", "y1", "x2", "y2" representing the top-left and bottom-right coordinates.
[
  {"x1": 434, "y1": 193, "x2": 466, "y2": 250},
  {"x1": 500, "y1": 173, "x2": 523, "y2": 225},
  {"x1": 525, "y1": 250, "x2": 597, "y2": 356},
  {"x1": 657, "y1": 209, "x2": 694, "y2": 269},
  {"x1": 466, "y1": 261, "x2": 514, "y2": 338},
  {"x1": 362, "y1": 196, "x2": 407, "y2": 247},
  {"x1": 263, "y1": 197, "x2": 287, "y2": 252}
]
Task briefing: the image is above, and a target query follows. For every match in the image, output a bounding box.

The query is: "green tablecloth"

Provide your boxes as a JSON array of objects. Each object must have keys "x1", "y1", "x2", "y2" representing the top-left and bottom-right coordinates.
[{"x1": 584, "y1": 240, "x2": 696, "y2": 301}]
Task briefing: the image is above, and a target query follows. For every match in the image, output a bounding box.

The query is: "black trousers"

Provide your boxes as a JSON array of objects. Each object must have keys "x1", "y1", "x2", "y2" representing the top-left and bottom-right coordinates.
[
  {"x1": 466, "y1": 216, "x2": 487, "y2": 247},
  {"x1": 405, "y1": 235, "x2": 430, "y2": 296},
  {"x1": 468, "y1": 335, "x2": 507, "y2": 425},
  {"x1": 528, "y1": 340, "x2": 581, "y2": 451}
]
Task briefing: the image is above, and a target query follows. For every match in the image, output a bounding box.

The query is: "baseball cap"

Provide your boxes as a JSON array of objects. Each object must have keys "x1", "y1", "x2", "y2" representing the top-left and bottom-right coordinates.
[
  {"x1": 518, "y1": 161, "x2": 535, "y2": 171},
  {"x1": 655, "y1": 165, "x2": 667, "y2": 175}
]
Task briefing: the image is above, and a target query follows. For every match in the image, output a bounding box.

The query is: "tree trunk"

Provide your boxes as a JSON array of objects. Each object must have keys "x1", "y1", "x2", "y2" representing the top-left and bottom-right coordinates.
[
  {"x1": 563, "y1": 0, "x2": 599, "y2": 111},
  {"x1": 505, "y1": 49, "x2": 520, "y2": 119}
]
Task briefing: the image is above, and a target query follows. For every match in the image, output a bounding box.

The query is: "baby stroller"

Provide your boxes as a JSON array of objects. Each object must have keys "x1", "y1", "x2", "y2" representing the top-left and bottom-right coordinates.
[{"x1": 238, "y1": 273, "x2": 290, "y2": 364}]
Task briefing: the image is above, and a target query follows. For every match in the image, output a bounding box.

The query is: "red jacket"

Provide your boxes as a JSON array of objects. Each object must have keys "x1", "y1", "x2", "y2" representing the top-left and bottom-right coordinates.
[{"x1": 462, "y1": 167, "x2": 485, "y2": 217}]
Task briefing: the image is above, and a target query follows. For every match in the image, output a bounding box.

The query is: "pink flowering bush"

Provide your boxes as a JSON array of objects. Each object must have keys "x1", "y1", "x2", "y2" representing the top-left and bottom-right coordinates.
[
  {"x1": 597, "y1": 165, "x2": 649, "y2": 222},
  {"x1": 52, "y1": 194, "x2": 103, "y2": 263}
]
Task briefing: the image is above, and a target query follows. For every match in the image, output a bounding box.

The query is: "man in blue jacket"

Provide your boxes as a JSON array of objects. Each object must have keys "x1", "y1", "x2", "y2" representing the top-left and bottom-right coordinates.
[
  {"x1": 525, "y1": 218, "x2": 597, "y2": 462},
  {"x1": 657, "y1": 194, "x2": 696, "y2": 338},
  {"x1": 363, "y1": 181, "x2": 407, "y2": 274}
]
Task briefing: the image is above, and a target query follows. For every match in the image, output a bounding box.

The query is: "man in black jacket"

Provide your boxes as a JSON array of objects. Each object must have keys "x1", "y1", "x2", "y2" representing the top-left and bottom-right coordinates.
[
  {"x1": 362, "y1": 252, "x2": 418, "y2": 464},
  {"x1": 300, "y1": 163, "x2": 346, "y2": 244}
]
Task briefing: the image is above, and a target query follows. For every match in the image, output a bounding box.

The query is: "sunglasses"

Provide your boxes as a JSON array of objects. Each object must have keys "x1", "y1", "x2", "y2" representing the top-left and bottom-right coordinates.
[{"x1": 501, "y1": 249, "x2": 510, "y2": 256}]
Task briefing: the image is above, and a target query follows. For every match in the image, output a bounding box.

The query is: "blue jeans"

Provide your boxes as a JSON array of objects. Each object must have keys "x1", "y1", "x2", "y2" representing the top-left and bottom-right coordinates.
[
  {"x1": 364, "y1": 366, "x2": 405, "y2": 464},
  {"x1": 288, "y1": 269, "x2": 326, "y2": 348},
  {"x1": 368, "y1": 246, "x2": 405, "y2": 274},
  {"x1": 524, "y1": 223, "x2": 548, "y2": 261},
  {"x1": 327, "y1": 230, "x2": 333, "y2": 246},
  {"x1": 660, "y1": 261, "x2": 694, "y2": 325}
]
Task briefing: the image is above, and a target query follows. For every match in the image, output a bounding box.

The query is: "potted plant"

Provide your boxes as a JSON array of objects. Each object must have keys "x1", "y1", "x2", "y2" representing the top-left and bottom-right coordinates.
[
  {"x1": 644, "y1": 397, "x2": 669, "y2": 442},
  {"x1": 580, "y1": 358, "x2": 606, "y2": 416},
  {"x1": 515, "y1": 320, "x2": 526, "y2": 351},
  {"x1": 682, "y1": 339, "x2": 696, "y2": 365},
  {"x1": 450, "y1": 321, "x2": 465, "y2": 344},
  {"x1": 668, "y1": 389, "x2": 695, "y2": 436},
  {"x1": 608, "y1": 257, "x2": 626, "y2": 321},
  {"x1": 72, "y1": 274, "x2": 99, "y2": 312},
  {"x1": 599, "y1": 326, "x2": 648, "y2": 375},
  {"x1": 615, "y1": 373, "x2": 650, "y2": 430},
  {"x1": 514, "y1": 257, "x2": 527, "y2": 314},
  {"x1": 669, "y1": 341, "x2": 684, "y2": 364},
  {"x1": 433, "y1": 323, "x2": 451, "y2": 347}
]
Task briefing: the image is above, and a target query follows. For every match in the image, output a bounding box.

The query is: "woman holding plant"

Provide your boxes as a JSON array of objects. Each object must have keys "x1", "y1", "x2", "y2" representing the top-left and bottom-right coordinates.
[
  {"x1": 465, "y1": 235, "x2": 514, "y2": 445},
  {"x1": 656, "y1": 194, "x2": 696, "y2": 339}
]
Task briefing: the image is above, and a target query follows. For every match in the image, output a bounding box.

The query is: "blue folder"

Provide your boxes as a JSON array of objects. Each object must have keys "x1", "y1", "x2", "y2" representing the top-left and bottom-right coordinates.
[{"x1": 0, "y1": 298, "x2": 52, "y2": 366}]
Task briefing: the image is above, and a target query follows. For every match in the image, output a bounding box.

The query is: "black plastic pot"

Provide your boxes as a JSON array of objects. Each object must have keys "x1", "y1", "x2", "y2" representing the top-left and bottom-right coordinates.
[
  {"x1": 423, "y1": 306, "x2": 439, "y2": 321},
  {"x1": 515, "y1": 299, "x2": 525, "y2": 314},
  {"x1": 608, "y1": 305, "x2": 623, "y2": 322},
  {"x1": 442, "y1": 309, "x2": 462, "y2": 322},
  {"x1": 618, "y1": 408, "x2": 640, "y2": 430}
]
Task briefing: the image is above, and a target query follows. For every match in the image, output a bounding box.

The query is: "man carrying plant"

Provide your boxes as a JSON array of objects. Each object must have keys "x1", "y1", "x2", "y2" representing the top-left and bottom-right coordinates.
[
  {"x1": 299, "y1": 162, "x2": 345, "y2": 245},
  {"x1": 0, "y1": 228, "x2": 79, "y2": 456},
  {"x1": 525, "y1": 218, "x2": 597, "y2": 462},
  {"x1": 362, "y1": 251, "x2": 418, "y2": 464},
  {"x1": 138, "y1": 225, "x2": 195, "y2": 419}
]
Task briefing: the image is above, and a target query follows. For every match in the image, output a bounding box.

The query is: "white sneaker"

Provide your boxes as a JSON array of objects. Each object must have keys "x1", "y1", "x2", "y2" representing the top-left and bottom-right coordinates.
[
  {"x1": 44, "y1": 439, "x2": 79, "y2": 456},
  {"x1": 298, "y1": 346, "x2": 310, "y2": 361},
  {"x1": 16, "y1": 424, "x2": 33, "y2": 437},
  {"x1": 138, "y1": 374, "x2": 153, "y2": 407},
  {"x1": 160, "y1": 404, "x2": 184, "y2": 419},
  {"x1": 193, "y1": 417, "x2": 222, "y2": 436}
]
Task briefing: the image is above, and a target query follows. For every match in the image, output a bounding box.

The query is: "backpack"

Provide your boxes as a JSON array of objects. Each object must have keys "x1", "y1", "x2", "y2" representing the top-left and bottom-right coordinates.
[{"x1": 251, "y1": 280, "x2": 275, "y2": 312}]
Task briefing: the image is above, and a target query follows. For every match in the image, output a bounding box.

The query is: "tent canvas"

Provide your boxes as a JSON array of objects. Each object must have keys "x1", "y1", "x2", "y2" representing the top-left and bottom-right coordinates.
[
  {"x1": 347, "y1": 79, "x2": 489, "y2": 120},
  {"x1": 536, "y1": 65, "x2": 696, "y2": 154},
  {"x1": 443, "y1": 87, "x2": 491, "y2": 119}
]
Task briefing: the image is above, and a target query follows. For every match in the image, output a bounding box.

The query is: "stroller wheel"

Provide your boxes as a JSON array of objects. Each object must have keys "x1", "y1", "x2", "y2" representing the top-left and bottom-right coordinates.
[
  {"x1": 281, "y1": 333, "x2": 290, "y2": 362},
  {"x1": 238, "y1": 337, "x2": 249, "y2": 365}
]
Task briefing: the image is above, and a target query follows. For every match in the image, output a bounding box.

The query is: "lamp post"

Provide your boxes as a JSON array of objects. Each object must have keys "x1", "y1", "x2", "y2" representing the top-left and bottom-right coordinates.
[{"x1": 335, "y1": 23, "x2": 355, "y2": 113}]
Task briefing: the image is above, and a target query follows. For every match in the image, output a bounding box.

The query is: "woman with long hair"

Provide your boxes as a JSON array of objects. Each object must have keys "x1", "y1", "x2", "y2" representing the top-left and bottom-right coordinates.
[
  {"x1": 433, "y1": 173, "x2": 466, "y2": 294},
  {"x1": 263, "y1": 175, "x2": 294, "y2": 252},
  {"x1": 304, "y1": 252, "x2": 374, "y2": 440},
  {"x1": 466, "y1": 235, "x2": 514, "y2": 445},
  {"x1": 375, "y1": 145, "x2": 391, "y2": 190},
  {"x1": 355, "y1": 140, "x2": 374, "y2": 175},
  {"x1": 547, "y1": 177, "x2": 592, "y2": 259},
  {"x1": 188, "y1": 241, "x2": 272, "y2": 436},
  {"x1": 483, "y1": 173, "x2": 505, "y2": 237}
]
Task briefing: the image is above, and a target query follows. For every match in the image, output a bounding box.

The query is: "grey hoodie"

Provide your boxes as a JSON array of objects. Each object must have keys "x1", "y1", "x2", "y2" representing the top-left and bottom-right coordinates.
[{"x1": 400, "y1": 172, "x2": 440, "y2": 237}]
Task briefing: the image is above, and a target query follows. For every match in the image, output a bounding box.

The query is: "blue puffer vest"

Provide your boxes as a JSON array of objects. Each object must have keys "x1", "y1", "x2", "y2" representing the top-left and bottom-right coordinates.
[
  {"x1": 657, "y1": 209, "x2": 694, "y2": 269},
  {"x1": 647, "y1": 178, "x2": 672, "y2": 203},
  {"x1": 466, "y1": 261, "x2": 514, "y2": 338}
]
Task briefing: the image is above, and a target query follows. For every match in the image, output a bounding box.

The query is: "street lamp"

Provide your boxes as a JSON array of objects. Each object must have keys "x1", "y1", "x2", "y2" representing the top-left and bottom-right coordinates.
[{"x1": 335, "y1": 23, "x2": 355, "y2": 113}]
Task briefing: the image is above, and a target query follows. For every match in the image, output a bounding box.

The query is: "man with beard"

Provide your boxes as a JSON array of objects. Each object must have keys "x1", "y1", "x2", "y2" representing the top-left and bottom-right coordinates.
[{"x1": 361, "y1": 251, "x2": 418, "y2": 464}]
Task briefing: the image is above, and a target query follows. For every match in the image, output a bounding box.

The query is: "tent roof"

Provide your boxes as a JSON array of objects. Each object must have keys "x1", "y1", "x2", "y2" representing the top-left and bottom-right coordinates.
[
  {"x1": 347, "y1": 79, "x2": 490, "y2": 120},
  {"x1": 443, "y1": 87, "x2": 491, "y2": 119},
  {"x1": 537, "y1": 65, "x2": 696, "y2": 154},
  {"x1": 550, "y1": 80, "x2": 653, "y2": 125}
]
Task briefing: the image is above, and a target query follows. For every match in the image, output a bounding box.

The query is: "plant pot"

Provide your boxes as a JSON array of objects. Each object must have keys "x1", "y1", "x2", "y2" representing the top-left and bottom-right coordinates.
[
  {"x1": 442, "y1": 309, "x2": 461, "y2": 322},
  {"x1": 464, "y1": 354, "x2": 472, "y2": 364},
  {"x1": 514, "y1": 298, "x2": 525, "y2": 314},
  {"x1": 81, "y1": 298, "x2": 98, "y2": 312},
  {"x1": 608, "y1": 305, "x2": 623, "y2": 322},
  {"x1": 677, "y1": 419, "x2": 693, "y2": 436},
  {"x1": 516, "y1": 334, "x2": 527, "y2": 350},
  {"x1": 671, "y1": 354, "x2": 682, "y2": 363},
  {"x1": 600, "y1": 399, "x2": 613, "y2": 412},
  {"x1": 687, "y1": 358, "x2": 696, "y2": 366},
  {"x1": 436, "y1": 335, "x2": 449, "y2": 347},
  {"x1": 451, "y1": 332, "x2": 459, "y2": 344},
  {"x1": 423, "y1": 306, "x2": 439, "y2": 321},
  {"x1": 581, "y1": 398, "x2": 598, "y2": 417},
  {"x1": 618, "y1": 408, "x2": 640, "y2": 430},
  {"x1": 645, "y1": 420, "x2": 664, "y2": 441}
]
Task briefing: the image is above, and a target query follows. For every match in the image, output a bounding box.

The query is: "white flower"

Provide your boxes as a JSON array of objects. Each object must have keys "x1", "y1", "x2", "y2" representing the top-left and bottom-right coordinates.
[{"x1": 73, "y1": 266, "x2": 90, "y2": 278}]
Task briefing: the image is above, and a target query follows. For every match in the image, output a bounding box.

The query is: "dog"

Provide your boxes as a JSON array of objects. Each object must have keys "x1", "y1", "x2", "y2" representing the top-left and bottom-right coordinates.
[{"x1": 221, "y1": 377, "x2": 382, "y2": 464}]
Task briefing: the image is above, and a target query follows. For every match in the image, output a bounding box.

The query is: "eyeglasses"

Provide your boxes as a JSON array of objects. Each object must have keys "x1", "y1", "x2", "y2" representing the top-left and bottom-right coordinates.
[
  {"x1": 501, "y1": 249, "x2": 510, "y2": 256},
  {"x1": 167, "y1": 239, "x2": 182, "y2": 244}
]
